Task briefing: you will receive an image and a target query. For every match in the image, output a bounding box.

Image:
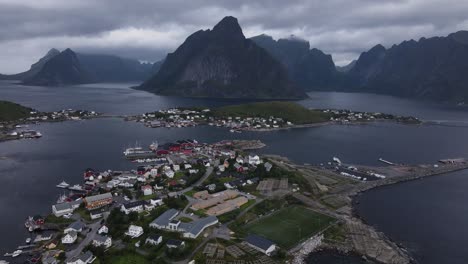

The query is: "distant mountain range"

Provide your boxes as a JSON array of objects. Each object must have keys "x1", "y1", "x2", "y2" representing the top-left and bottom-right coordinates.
[
  {"x1": 138, "y1": 16, "x2": 306, "y2": 99},
  {"x1": 2, "y1": 16, "x2": 468, "y2": 102},
  {"x1": 346, "y1": 31, "x2": 468, "y2": 102},
  {"x1": 250, "y1": 34, "x2": 344, "y2": 91},
  {"x1": 0, "y1": 48, "x2": 156, "y2": 85}
]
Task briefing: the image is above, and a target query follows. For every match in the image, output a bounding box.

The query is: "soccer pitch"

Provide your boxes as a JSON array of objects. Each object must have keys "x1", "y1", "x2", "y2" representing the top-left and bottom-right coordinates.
[{"x1": 243, "y1": 205, "x2": 335, "y2": 249}]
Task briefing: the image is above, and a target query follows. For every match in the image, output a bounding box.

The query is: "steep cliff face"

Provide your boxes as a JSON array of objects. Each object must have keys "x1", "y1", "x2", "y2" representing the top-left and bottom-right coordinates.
[
  {"x1": 77, "y1": 53, "x2": 153, "y2": 82},
  {"x1": 349, "y1": 31, "x2": 468, "y2": 101},
  {"x1": 23, "y1": 49, "x2": 92, "y2": 86},
  {"x1": 0, "y1": 48, "x2": 60, "y2": 80},
  {"x1": 251, "y1": 34, "x2": 342, "y2": 91},
  {"x1": 139, "y1": 16, "x2": 305, "y2": 99}
]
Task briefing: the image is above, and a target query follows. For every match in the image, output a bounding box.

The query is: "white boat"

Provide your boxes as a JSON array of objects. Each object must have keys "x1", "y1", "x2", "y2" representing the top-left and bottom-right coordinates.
[
  {"x1": 25, "y1": 238, "x2": 31, "y2": 244},
  {"x1": 69, "y1": 184, "x2": 84, "y2": 191},
  {"x1": 149, "y1": 141, "x2": 158, "y2": 151},
  {"x1": 56, "y1": 193, "x2": 68, "y2": 204},
  {"x1": 56, "y1": 180, "x2": 70, "y2": 188},
  {"x1": 12, "y1": 250, "x2": 22, "y2": 257}
]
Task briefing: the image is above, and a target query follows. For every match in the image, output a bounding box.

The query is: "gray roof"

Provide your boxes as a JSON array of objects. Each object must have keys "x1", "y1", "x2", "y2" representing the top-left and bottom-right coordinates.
[
  {"x1": 53, "y1": 202, "x2": 72, "y2": 211},
  {"x1": 85, "y1": 192, "x2": 112, "y2": 203},
  {"x1": 122, "y1": 200, "x2": 147, "y2": 209},
  {"x1": 93, "y1": 234, "x2": 109, "y2": 243},
  {"x1": 150, "y1": 209, "x2": 179, "y2": 227},
  {"x1": 147, "y1": 234, "x2": 162, "y2": 241},
  {"x1": 166, "y1": 239, "x2": 183, "y2": 247},
  {"x1": 65, "y1": 230, "x2": 77, "y2": 237},
  {"x1": 67, "y1": 221, "x2": 86, "y2": 231},
  {"x1": 245, "y1": 234, "x2": 275, "y2": 251},
  {"x1": 179, "y1": 216, "x2": 218, "y2": 237}
]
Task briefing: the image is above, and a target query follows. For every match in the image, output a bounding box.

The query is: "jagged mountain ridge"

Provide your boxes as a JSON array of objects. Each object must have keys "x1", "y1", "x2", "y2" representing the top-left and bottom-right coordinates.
[{"x1": 138, "y1": 16, "x2": 306, "y2": 99}]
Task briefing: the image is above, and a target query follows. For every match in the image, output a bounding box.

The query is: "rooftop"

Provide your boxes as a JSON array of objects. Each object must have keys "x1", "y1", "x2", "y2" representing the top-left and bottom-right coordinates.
[
  {"x1": 84, "y1": 192, "x2": 112, "y2": 203},
  {"x1": 150, "y1": 208, "x2": 179, "y2": 227},
  {"x1": 245, "y1": 234, "x2": 275, "y2": 251}
]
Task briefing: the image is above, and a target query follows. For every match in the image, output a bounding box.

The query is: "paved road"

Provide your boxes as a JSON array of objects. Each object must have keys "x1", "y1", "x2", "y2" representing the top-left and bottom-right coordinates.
[
  {"x1": 65, "y1": 215, "x2": 106, "y2": 260},
  {"x1": 177, "y1": 166, "x2": 213, "y2": 195}
]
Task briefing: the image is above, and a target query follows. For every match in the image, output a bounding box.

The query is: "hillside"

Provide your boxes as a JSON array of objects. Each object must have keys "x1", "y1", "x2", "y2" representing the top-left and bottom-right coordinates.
[
  {"x1": 347, "y1": 31, "x2": 468, "y2": 102},
  {"x1": 0, "y1": 101, "x2": 33, "y2": 122},
  {"x1": 251, "y1": 34, "x2": 344, "y2": 91},
  {"x1": 213, "y1": 101, "x2": 330, "y2": 124},
  {"x1": 138, "y1": 16, "x2": 306, "y2": 99},
  {"x1": 23, "y1": 49, "x2": 92, "y2": 86}
]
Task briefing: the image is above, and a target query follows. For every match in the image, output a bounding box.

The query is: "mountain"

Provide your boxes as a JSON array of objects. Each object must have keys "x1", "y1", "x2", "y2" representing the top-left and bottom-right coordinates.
[
  {"x1": 23, "y1": 48, "x2": 92, "y2": 86},
  {"x1": 138, "y1": 16, "x2": 305, "y2": 99},
  {"x1": 251, "y1": 34, "x2": 343, "y2": 91},
  {"x1": 336, "y1": 60, "x2": 356, "y2": 73},
  {"x1": 0, "y1": 48, "x2": 60, "y2": 80},
  {"x1": 1, "y1": 49, "x2": 155, "y2": 84},
  {"x1": 348, "y1": 31, "x2": 468, "y2": 102},
  {"x1": 76, "y1": 53, "x2": 153, "y2": 82}
]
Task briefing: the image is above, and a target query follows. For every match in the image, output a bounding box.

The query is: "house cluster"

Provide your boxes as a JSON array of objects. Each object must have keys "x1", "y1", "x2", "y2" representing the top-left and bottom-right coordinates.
[
  {"x1": 131, "y1": 107, "x2": 295, "y2": 132},
  {"x1": 136, "y1": 108, "x2": 209, "y2": 128},
  {"x1": 191, "y1": 190, "x2": 249, "y2": 216},
  {"x1": 24, "y1": 109, "x2": 99, "y2": 123},
  {"x1": 325, "y1": 109, "x2": 419, "y2": 123}
]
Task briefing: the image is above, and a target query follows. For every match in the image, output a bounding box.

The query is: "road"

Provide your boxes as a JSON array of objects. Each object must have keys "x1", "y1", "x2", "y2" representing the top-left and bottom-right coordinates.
[
  {"x1": 65, "y1": 216, "x2": 105, "y2": 261},
  {"x1": 176, "y1": 166, "x2": 213, "y2": 195}
]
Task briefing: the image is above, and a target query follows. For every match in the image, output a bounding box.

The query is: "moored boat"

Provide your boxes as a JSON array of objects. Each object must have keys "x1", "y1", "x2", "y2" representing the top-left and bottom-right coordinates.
[{"x1": 56, "y1": 180, "x2": 69, "y2": 188}]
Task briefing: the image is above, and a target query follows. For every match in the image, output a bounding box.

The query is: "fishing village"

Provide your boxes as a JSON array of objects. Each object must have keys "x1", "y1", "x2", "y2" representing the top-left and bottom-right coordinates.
[{"x1": 2, "y1": 131, "x2": 468, "y2": 264}]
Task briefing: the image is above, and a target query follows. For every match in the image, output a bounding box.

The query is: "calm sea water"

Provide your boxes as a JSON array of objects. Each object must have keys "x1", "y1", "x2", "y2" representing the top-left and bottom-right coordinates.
[{"x1": 1, "y1": 81, "x2": 468, "y2": 263}]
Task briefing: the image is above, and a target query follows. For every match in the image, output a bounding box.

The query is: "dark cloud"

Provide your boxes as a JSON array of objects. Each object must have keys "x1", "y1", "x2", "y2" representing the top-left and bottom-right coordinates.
[{"x1": 0, "y1": 0, "x2": 467, "y2": 73}]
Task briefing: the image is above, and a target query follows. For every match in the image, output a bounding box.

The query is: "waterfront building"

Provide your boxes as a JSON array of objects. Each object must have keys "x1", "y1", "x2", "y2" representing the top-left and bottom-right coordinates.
[{"x1": 83, "y1": 193, "x2": 113, "y2": 210}]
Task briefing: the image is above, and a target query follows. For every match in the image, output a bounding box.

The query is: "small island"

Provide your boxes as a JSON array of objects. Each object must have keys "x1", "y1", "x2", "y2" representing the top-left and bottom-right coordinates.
[
  {"x1": 127, "y1": 101, "x2": 421, "y2": 131},
  {"x1": 0, "y1": 100, "x2": 99, "y2": 142}
]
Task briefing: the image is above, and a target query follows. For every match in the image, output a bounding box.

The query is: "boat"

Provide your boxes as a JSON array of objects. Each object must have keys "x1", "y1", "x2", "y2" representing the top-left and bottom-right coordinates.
[
  {"x1": 24, "y1": 215, "x2": 44, "y2": 232},
  {"x1": 56, "y1": 180, "x2": 69, "y2": 188},
  {"x1": 149, "y1": 141, "x2": 159, "y2": 151},
  {"x1": 12, "y1": 250, "x2": 22, "y2": 257},
  {"x1": 68, "y1": 184, "x2": 84, "y2": 191},
  {"x1": 56, "y1": 193, "x2": 69, "y2": 204},
  {"x1": 25, "y1": 238, "x2": 31, "y2": 244}
]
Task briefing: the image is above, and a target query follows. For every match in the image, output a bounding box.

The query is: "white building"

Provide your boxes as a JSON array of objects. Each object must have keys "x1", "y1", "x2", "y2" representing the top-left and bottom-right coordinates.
[
  {"x1": 248, "y1": 154, "x2": 261, "y2": 165},
  {"x1": 120, "y1": 201, "x2": 147, "y2": 215},
  {"x1": 141, "y1": 185, "x2": 153, "y2": 196},
  {"x1": 61, "y1": 231, "x2": 77, "y2": 244},
  {"x1": 92, "y1": 235, "x2": 112, "y2": 249},
  {"x1": 126, "y1": 225, "x2": 143, "y2": 238},
  {"x1": 165, "y1": 170, "x2": 175, "y2": 178},
  {"x1": 145, "y1": 234, "x2": 163, "y2": 246},
  {"x1": 97, "y1": 225, "x2": 108, "y2": 235},
  {"x1": 66, "y1": 251, "x2": 95, "y2": 264}
]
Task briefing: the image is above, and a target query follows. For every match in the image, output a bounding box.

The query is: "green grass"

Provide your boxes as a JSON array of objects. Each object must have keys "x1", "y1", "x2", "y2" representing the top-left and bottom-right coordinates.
[
  {"x1": 108, "y1": 253, "x2": 148, "y2": 264},
  {"x1": 243, "y1": 205, "x2": 335, "y2": 249},
  {"x1": 213, "y1": 101, "x2": 330, "y2": 124},
  {"x1": 0, "y1": 101, "x2": 33, "y2": 122}
]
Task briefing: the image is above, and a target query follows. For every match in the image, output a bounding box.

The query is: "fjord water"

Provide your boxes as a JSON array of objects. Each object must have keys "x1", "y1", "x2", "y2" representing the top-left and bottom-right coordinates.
[{"x1": 1, "y1": 81, "x2": 468, "y2": 263}]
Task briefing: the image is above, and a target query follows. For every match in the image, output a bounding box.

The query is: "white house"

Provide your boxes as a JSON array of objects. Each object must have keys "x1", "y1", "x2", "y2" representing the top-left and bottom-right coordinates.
[
  {"x1": 61, "y1": 231, "x2": 77, "y2": 244},
  {"x1": 173, "y1": 164, "x2": 180, "y2": 171},
  {"x1": 218, "y1": 165, "x2": 225, "y2": 172},
  {"x1": 166, "y1": 239, "x2": 185, "y2": 249},
  {"x1": 97, "y1": 225, "x2": 108, "y2": 235},
  {"x1": 145, "y1": 234, "x2": 163, "y2": 246},
  {"x1": 52, "y1": 200, "x2": 81, "y2": 217},
  {"x1": 92, "y1": 235, "x2": 112, "y2": 249},
  {"x1": 141, "y1": 185, "x2": 153, "y2": 196},
  {"x1": 64, "y1": 221, "x2": 85, "y2": 233},
  {"x1": 184, "y1": 164, "x2": 192, "y2": 169},
  {"x1": 126, "y1": 225, "x2": 143, "y2": 238},
  {"x1": 165, "y1": 170, "x2": 175, "y2": 178},
  {"x1": 149, "y1": 198, "x2": 164, "y2": 207},
  {"x1": 248, "y1": 154, "x2": 261, "y2": 165},
  {"x1": 120, "y1": 201, "x2": 147, "y2": 215}
]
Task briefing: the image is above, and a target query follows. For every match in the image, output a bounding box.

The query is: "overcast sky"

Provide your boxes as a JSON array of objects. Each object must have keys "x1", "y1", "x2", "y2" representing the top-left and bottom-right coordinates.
[{"x1": 0, "y1": 0, "x2": 467, "y2": 73}]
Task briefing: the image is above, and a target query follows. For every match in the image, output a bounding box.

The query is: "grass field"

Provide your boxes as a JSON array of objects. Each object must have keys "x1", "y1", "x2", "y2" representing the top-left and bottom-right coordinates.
[
  {"x1": 243, "y1": 205, "x2": 335, "y2": 249},
  {"x1": 213, "y1": 101, "x2": 330, "y2": 124},
  {"x1": 109, "y1": 253, "x2": 148, "y2": 264}
]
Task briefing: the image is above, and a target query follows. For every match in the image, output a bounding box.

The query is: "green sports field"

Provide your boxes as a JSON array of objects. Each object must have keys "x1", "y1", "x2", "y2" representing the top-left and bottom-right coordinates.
[{"x1": 243, "y1": 205, "x2": 335, "y2": 249}]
